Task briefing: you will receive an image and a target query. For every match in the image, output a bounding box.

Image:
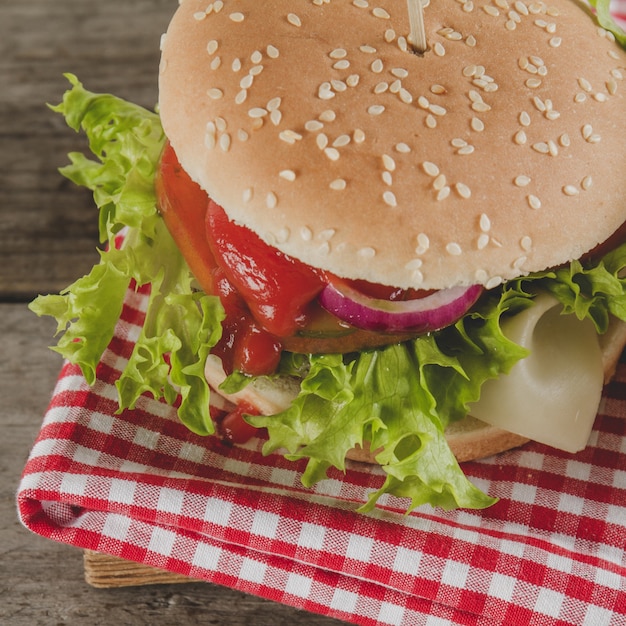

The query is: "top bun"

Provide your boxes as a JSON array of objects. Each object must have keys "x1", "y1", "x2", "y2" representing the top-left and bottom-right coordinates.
[{"x1": 159, "y1": 0, "x2": 626, "y2": 290}]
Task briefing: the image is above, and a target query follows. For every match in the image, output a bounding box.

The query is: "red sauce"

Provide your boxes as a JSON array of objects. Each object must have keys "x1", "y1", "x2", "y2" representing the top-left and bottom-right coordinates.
[{"x1": 155, "y1": 143, "x2": 438, "y2": 377}]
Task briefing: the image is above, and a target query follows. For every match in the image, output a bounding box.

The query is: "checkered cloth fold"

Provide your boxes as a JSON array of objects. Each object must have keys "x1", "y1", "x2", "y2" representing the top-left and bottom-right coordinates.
[{"x1": 18, "y1": 280, "x2": 626, "y2": 625}]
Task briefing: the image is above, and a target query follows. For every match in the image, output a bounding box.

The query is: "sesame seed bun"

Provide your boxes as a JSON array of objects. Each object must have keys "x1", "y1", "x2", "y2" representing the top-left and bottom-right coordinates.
[{"x1": 159, "y1": 0, "x2": 626, "y2": 291}]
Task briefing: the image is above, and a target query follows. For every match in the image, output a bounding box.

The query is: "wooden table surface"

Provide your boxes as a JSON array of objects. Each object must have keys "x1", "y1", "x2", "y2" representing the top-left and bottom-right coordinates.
[{"x1": 0, "y1": 2, "x2": 343, "y2": 623}]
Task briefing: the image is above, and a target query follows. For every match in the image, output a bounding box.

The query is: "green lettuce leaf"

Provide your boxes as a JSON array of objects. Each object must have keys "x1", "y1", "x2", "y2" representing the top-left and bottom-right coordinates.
[
  {"x1": 589, "y1": 0, "x2": 626, "y2": 47},
  {"x1": 29, "y1": 74, "x2": 222, "y2": 436}
]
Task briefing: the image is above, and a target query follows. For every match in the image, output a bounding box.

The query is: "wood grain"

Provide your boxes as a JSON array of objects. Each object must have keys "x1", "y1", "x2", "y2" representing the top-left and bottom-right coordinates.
[{"x1": 0, "y1": 1, "x2": 344, "y2": 623}]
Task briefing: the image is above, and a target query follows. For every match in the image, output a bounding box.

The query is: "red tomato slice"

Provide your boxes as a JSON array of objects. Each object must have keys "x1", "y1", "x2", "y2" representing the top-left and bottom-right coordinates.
[{"x1": 205, "y1": 200, "x2": 326, "y2": 337}]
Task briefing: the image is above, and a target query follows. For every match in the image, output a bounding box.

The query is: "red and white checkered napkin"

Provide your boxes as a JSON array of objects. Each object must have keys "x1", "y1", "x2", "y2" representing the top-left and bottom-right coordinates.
[{"x1": 17, "y1": 279, "x2": 626, "y2": 625}]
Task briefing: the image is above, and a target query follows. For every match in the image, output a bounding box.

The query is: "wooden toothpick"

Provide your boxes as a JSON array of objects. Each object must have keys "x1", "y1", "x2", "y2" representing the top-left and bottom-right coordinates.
[{"x1": 407, "y1": 0, "x2": 428, "y2": 54}]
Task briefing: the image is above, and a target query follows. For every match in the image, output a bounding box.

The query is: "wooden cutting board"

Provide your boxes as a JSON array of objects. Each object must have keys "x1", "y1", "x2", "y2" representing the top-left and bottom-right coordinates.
[{"x1": 83, "y1": 551, "x2": 202, "y2": 588}]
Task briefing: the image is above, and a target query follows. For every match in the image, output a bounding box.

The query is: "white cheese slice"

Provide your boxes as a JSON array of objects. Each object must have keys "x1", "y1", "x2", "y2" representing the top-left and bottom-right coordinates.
[{"x1": 469, "y1": 293, "x2": 603, "y2": 453}]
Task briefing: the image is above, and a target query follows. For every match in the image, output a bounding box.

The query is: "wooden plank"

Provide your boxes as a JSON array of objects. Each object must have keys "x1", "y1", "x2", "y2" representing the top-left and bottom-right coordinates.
[
  {"x1": 83, "y1": 551, "x2": 203, "y2": 588},
  {"x1": 0, "y1": 0, "x2": 170, "y2": 301}
]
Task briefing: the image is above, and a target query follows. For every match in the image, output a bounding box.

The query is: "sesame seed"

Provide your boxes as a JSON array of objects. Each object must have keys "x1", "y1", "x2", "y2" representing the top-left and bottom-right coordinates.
[
  {"x1": 382, "y1": 154, "x2": 396, "y2": 171},
  {"x1": 279, "y1": 130, "x2": 303, "y2": 144},
  {"x1": 527, "y1": 195, "x2": 541, "y2": 209},
  {"x1": 300, "y1": 227, "x2": 313, "y2": 241},
  {"x1": 434, "y1": 42, "x2": 446, "y2": 57},
  {"x1": 237, "y1": 129, "x2": 249, "y2": 142},
  {"x1": 373, "y1": 7, "x2": 390, "y2": 19},
  {"x1": 475, "y1": 269, "x2": 488, "y2": 283},
  {"x1": 333, "y1": 134, "x2": 351, "y2": 147},
  {"x1": 514, "y1": 130, "x2": 527, "y2": 145},
  {"x1": 371, "y1": 59, "x2": 384, "y2": 73},
  {"x1": 479, "y1": 213, "x2": 491, "y2": 232},
  {"x1": 422, "y1": 162, "x2": 440, "y2": 177},
  {"x1": 559, "y1": 133, "x2": 570, "y2": 147},
  {"x1": 243, "y1": 188, "x2": 253, "y2": 203},
  {"x1": 353, "y1": 0, "x2": 369, "y2": 7},
  {"x1": 368, "y1": 105, "x2": 385, "y2": 115},
  {"x1": 360, "y1": 45, "x2": 377, "y2": 53},
  {"x1": 229, "y1": 12, "x2": 245, "y2": 22},
  {"x1": 194, "y1": 11, "x2": 207, "y2": 21},
  {"x1": 235, "y1": 90, "x2": 247, "y2": 105},
  {"x1": 395, "y1": 142, "x2": 411, "y2": 153},
  {"x1": 287, "y1": 13, "x2": 302, "y2": 27},
  {"x1": 563, "y1": 185, "x2": 579, "y2": 196},
  {"x1": 477, "y1": 233, "x2": 490, "y2": 250},
  {"x1": 437, "y1": 186, "x2": 451, "y2": 201},
  {"x1": 374, "y1": 82, "x2": 389, "y2": 94},
  {"x1": 333, "y1": 60, "x2": 351, "y2": 70},
  {"x1": 208, "y1": 88, "x2": 223, "y2": 100},
  {"x1": 433, "y1": 174, "x2": 447, "y2": 191},
  {"x1": 232, "y1": 58, "x2": 242, "y2": 72},
  {"x1": 471, "y1": 117, "x2": 485, "y2": 132},
  {"x1": 248, "y1": 107, "x2": 268, "y2": 118},
  {"x1": 353, "y1": 129, "x2": 366, "y2": 143},
  {"x1": 581, "y1": 176, "x2": 593, "y2": 190},
  {"x1": 213, "y1": 1, "x2": 224, "y2": 12},
  {"x1": 330, "y1": 48, "x2": 348, "y2": 59},
  {"x1": 382, "y1": 171, "x2": 393, "y2": 185},
  {"x1": 330, "y1": 179, "x2": 347, "y2": 190},
  {"x1": 466, "y1": 34, "x2": 477, "y2": 46},
  {"x1": 219, "y1": 134, "x2": 231, "y2": 152},
  {"x1": 305, "y1": 120, "x2": 324, "y2": 132},
  {"x1": 416, "y1": 233, "x2": 430, "y2": 254},
  {"x1": 532, "y1": 142, "x2": 550, "y2": 154},
  {"x1": 325, "y1": 147, "x2": 340, "y2": 161},
  {"x1": 346, "y1": 74, "x2": 360, "y2": 87},
  {"x1": 266, "y1": 192, "x2": 278, "y2": 209},
  {"x1": 383, "y1": 191, "x2": 397, "y2": 207},
  {"x1": 270, "y1": 110, "x2": 282, "y2": 126},
  {"x1": 486, "y1": 276, "x2": 503, "y2": 289},
  {"x1": 240, "y1": 74, "x2": 254, "y2": 89},
  {"x1": 316, "y1": 133, "x2": 329, "y2": 149},
  {"x1": 391, "y1": 68, "x2": 409, "y2": 78},
  {"x1": 384, "y1": 29, "x2": 396, "y2": 42},
  {"x1": 279, "y1": 170, "x2": 296, "y2": 182},
  {"x1": 319, "y1": 110, "x2": 336, "y2": 122},
  {"x1": 215, "y1": 117, "x2": 227, "y2": 132},
  {"x1": 446, "y1": 243, "x2": 462, "y2": 256},
  {"x1": 358, "y1": 247, "x2": 377, "y2": 259},
  {"x1": 456, "y1": 183, "x2": 472, "y2": 198},
  {"x1": 426, "y1": 114, "x2": 437, "y2": 128},
  {"x1": 267, "y1": 45, "x2": 280, "y2": 58},
  {"x1": 521, "y1": 235, "x2": 533, "y2": 251},
  {"x1": 515, "y1": 175, "x2": 531, "y2": 187},
  {"x1": 399, "y1": 89, "x2": 413, "y2": 104},
  {"x1": 207, "y1": 40, "x2": 219, "y2": 55}
]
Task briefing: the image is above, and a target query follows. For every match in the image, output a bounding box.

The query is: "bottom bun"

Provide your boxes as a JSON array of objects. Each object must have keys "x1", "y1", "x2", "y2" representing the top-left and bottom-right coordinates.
[{"x1": 205, "y1": 316, "x2": 626, "y2": 465}]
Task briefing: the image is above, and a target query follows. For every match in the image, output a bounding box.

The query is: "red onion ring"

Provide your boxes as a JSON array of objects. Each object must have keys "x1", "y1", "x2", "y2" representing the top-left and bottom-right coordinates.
[{"x1": 318, "y1": 281, "x2": 484, "y2": 333}]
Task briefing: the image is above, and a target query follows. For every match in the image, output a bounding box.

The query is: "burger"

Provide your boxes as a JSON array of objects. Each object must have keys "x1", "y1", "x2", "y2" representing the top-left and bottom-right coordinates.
[{"x1": 31, "y1": 0, "x2": 626, "y2": 512}]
